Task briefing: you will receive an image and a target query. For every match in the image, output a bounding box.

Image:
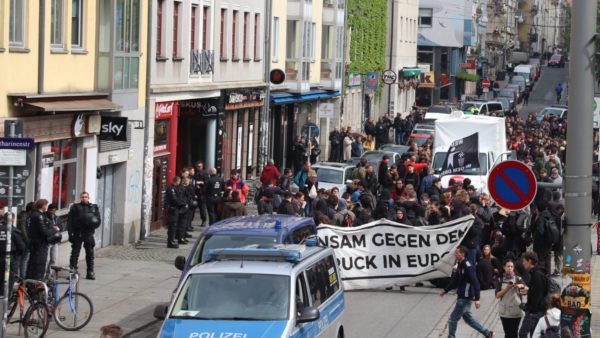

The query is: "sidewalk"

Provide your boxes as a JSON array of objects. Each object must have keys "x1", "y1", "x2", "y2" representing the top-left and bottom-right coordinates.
[{"x1": 5, "y1": 224, "x2": 201, "y2": 338}]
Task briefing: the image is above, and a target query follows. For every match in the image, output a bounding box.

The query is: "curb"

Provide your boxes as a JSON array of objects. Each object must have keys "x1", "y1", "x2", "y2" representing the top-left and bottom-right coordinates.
[{"x1": 123, "y1": 319, "x2": 161, "y2": 338}]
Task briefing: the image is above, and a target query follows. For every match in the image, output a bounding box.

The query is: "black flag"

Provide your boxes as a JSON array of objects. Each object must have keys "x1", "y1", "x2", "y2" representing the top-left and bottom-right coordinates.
[{"x1": 440, "y1": 133, "x2": 480, "y2": 175}]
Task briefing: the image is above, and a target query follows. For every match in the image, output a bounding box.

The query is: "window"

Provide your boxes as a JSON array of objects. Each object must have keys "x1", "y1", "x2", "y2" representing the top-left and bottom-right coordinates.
[
  {"x1": 219, "y1": 8, "x2": 226, "y2": 58},
  {"x1": 290, "y1": 226, "x2": 313, "y2": 243},
  {"x1": 272, "y1": 16, "x2": 279, "y2": 60},
  {"x1": 231, "y1": 10, "x2": 238, "y2": 59},
  {"x1": 71, "y1": 0, "x2": 83, "y2": 48},
  {"x1": 191, "y1": 5, "x2": 198, "y2": 51},
  {"x1": 253, "y1": 13, "x2": 260, "y2": 59},
  {"x1": 419, "y1": 8, "x2": 432, "y2": 27},
  {"x1": 50, "y1": 139, "x2": 79, "y2": 210},
  {"x1": 310, "y1": 22, "x2": 315, "y2": 60},
  {"x1": 9, "y1": 0, "x2": 25, "y2": 47},
  {"x1": 321, "y1": 25, "x2": 333, "y2": 59},
  {"x1": 243, "y1": 12, "x2": 248, "y2": 59},
  {"x1": 305, "y1": 256, "x2": 340, "y2": 307},
  {"x1": 202, "y1": 6, "x2": 209, "y2": 50},
  {"x1": 114, "y1": 0, "x2": 141, "y2": 89},
  {"x1": 156, "y1": 0, "x2": 163, "y2": 56},
  {"x1": 295, "y1": 274, "x2": 309, "y2": 315},
  {"x1": 173, "y1": 1, "x2": 180, "y2": 58},
  {"x1": 51, "y1": 0, "x2": 64, "y2": 48}
]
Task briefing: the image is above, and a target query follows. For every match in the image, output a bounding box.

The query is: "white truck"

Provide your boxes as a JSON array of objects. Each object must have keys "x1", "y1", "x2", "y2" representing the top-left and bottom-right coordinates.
[{"x1": 432, "y1": 113, "x2": 509, "y2": 193}]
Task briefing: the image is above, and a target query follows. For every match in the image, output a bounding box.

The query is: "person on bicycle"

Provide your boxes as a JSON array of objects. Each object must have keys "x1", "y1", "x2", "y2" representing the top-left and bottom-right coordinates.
[
  {"x1": 67, "y1": 192, "x2": 101, "y2": 280},
  {"x1": 26, "y1": 199, "x2": 59, "y2": 281},
  {"x1": 0, "y1": 210, "x2": 26, "y2": 297}
]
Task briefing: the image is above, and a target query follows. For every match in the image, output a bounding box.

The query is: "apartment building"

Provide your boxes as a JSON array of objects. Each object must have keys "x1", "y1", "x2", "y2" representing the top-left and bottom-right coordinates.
[
  {"x1": 268, "y1": 0, "x2": 344, "y2": 169},
  {"x1": 0, "y1": 1, "x2": 148, "y2": 246}
]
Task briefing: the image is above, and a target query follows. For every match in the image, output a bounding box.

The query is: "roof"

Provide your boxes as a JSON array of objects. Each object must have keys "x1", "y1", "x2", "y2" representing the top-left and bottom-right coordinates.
[
  {"x1": 24, "y1": 98, "x2": 121, "y2": 112},
  {"x1": 205, "y1": 215, "x2": 314, "y2": 235}
]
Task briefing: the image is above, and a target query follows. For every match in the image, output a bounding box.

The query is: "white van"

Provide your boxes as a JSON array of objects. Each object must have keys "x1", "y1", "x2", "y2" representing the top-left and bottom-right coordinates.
[{"x1": 514, "y1": 65, "x2": 534, "y2": 88}]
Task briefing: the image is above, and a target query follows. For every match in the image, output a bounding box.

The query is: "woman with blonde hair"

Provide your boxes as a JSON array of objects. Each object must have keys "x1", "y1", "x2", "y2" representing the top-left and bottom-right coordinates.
[{"x1": 363, "y1": 135, "x2": 375, "y2": 151}]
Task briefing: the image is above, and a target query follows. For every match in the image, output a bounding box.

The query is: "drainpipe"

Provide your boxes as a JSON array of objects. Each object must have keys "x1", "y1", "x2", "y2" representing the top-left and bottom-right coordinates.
[
  {"x1": 38, "y1": 0, "x2": 45, "y2": 94},
  {"x1": 387, "y1": 0, "x2": 395, "y2": 115},
  {"x1": 140, "y1": 0, "x2": 154, "y2": 240},
  {"x1": 259, "y1": 0, "x2": 272, "y2": 173}
]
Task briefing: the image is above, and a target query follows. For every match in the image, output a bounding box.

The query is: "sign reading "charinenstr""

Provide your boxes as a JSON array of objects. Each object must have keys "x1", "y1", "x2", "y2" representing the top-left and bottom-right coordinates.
[{"x1": 0, "y1": 138, "x2": 35, "y2": 150}]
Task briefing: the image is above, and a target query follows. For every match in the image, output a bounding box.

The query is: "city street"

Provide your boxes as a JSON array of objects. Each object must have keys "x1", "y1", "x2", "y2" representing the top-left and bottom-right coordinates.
[{"x1": 520, "y1": 63, "x2": 570, "y2": 118}]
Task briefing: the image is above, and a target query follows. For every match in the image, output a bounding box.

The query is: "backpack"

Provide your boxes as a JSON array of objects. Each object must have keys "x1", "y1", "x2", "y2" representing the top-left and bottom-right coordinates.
[
  {"x1": 543, "y1": 215, "x2": 560, "y2": 244},
  {"x1": 540, "y1": 315, "x2": 559, "y2": 338},
  {"x1": 546, "y1": 275, "x2": 561, "y2": 294}
]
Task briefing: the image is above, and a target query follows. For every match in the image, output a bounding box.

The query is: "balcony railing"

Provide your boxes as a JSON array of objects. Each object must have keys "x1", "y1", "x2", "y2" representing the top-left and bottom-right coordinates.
[{"x1": 190, "y1": 49, "x2": 214, "y2": 75}]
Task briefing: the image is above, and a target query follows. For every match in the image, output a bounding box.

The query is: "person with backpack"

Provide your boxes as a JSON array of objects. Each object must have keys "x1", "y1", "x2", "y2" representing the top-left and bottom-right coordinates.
[
  {"x1": 516, "y1": 251, "x2": 549, "y2": 338},
  {"x1": 531, "y1": 202, "x2": 558, "y2": 275},
  {"x1": 532, "y1": 294, "x2": 561, "y2": 338}
]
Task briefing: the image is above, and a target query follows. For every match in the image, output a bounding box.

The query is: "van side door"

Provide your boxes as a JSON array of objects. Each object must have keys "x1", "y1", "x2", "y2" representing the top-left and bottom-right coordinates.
[{"x1": 304, "y1": 255, "x2": 344, "y2": 337}]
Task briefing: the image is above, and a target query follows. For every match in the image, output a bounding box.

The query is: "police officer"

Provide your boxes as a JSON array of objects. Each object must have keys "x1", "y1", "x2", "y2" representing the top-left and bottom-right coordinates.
[
  {"x1": 178, "y1": 176, "x2": 194, "y2": 243},
  {"x1": 68, "y1": 191, "x2": 101, "y2": 280},
  {"x1": 194, "y1": 161, "x2": 208, "y2": 226},
  {"x1": 166, "y1": 176, "x2": 185, "y2": 248},
  {"x1": 205, "y1": 168, "x2": 225, "y2": 225}
]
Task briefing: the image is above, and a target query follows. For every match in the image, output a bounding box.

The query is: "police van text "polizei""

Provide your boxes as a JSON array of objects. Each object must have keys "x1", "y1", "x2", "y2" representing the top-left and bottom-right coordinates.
[{"x1": 189, "y1": 333, "x2": 247, "y2": 338}]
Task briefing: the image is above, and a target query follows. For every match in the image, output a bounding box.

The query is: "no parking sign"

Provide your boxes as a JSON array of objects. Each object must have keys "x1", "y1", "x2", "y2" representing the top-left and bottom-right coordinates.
[{"x1": 488, "y1": 160, "x2": 537, "y2": 210}]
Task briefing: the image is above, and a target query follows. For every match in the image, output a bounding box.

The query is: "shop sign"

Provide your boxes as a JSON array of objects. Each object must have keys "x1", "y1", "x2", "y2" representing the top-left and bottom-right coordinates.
[
  {"x1": 100, "y1": 116, "x2": 128, "y2": 141},
  {"x1": 42, "y1": 153, "x2": 54, "y2": 168},
  {"x1": 72, "y1": 114, "x2": 86, "y2": 137},
  {"x1": 347, "y1": 73, "x2": 362, "y2": 87},
  {"x1": 0, "y1": 149, "x2": 26, "y2": 166},
  {"x1": 419, "y1": 72, "x2": 435, "y2": 88},
  {"x1": 365, "y1": 72, "x2": 379, "y2": 91},
  {"x1": 382, "y1": 70, "x2": 397, "y2": 85},
  {"x1": 228, "y1": 91, "x2": 263, "y2": 104},
  {"x1": 318, "y1": 103, "x2": 334, "y2": 119},
  {"x1": 417, "y1": 64, "x2": 431, "y2": 73},
  {"x1": 154, "y1": 144, "x2": 168, "y2": 153},
  {"x1": 155, "y1": 102, "x2": 177, "y2": 119}
]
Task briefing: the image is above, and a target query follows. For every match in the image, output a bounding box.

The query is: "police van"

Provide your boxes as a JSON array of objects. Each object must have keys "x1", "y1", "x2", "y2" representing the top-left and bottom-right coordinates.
[{"x1": 155, "y1": 243, "x2": 346, "y2": 338}]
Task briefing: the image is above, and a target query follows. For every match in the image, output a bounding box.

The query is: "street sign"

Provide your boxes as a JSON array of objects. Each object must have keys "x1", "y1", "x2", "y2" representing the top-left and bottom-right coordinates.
[
  {"x1": 0, "y1": 138, "x2": 34, "y2": 150},
  {"x1": 0, "y1": 149, "x2": 26, "y2": 166},
  {"x1": 382, "y1": 70, "x2": 397, "y2": 85},
  {"x1": 482, "y1": 79, "x2": 491, "y2": 88},
  {"x1": 488, "y1": 160, "x2": 537, "y2": 210}
]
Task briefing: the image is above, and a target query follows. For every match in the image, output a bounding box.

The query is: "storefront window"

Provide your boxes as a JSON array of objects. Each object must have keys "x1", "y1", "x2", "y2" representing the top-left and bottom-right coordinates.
[{"x1": 50, "y1": 139, "x2": 78, "y2": 209}]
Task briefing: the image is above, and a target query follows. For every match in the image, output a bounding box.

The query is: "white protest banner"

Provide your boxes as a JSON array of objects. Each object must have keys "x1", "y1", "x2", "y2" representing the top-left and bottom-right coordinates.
[{"x1": 317, "y1": 215, "x2": 474, "y2": 290}]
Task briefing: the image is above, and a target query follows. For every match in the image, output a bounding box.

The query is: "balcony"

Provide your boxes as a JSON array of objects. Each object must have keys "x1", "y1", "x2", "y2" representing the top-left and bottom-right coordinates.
[
  {"x1": 190, "y1": 50, "x2": 214, "y2": 75},
  {"x1": 285, "y1": 59, "x2": 310, "y2": 93},
  {"x1": 320, "y1": 60, "x2": 342, "y2": 90}
]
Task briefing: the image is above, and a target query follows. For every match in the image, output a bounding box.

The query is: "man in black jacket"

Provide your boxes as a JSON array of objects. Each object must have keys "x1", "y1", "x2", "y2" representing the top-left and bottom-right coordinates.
[
  {"x1": 328, "y1": 127, "x2": 342, "y2": 162},
  {"x1": 277, "y1": 192, "x2": 296, "y2": 215},
  {"x1": 68, "y1": 192, "x2": 101, "y2": 280},
  {"x1": 205, "y1": 168, "x2": 225, "y2": 225},
  {"x1": 440, "y1": 246, "x2": 495, "y2": 338},
  {"x1": 166, "y1": 176, "x2": 185, "y2": 248},
  {"x1": 194, "y1": 161, "x2": 208, "y2": 227},
  {"x1": 517, "y1": 251, "x2": 548, "y2": 338}
]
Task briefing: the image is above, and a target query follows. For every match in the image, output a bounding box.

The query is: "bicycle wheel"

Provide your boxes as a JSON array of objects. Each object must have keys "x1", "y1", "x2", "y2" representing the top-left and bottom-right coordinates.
[
  {"x1": 53, "y1": 291, "x2": 93, "y2": 331},
  {"x1": 23, "y1": 302, "x2": 49, "y2": 338}
]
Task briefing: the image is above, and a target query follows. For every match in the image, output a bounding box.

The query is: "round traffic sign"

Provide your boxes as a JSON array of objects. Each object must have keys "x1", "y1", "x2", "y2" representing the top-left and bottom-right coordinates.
[
  {"x1": 488, "y1": 160, "x2": 537, "y2": 210},
  {"x1": 270, "y1": 69, "x2": 286, "y2": 85},
  {"x1": 382, "y1": 70, "x2": 397, "y2": 85},
  {"x1": 482, "y1": 79, "x2": 491, "y2": 88}
]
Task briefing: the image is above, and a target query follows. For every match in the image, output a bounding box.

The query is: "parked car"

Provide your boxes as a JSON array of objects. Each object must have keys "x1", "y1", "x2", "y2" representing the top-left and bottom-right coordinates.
[
  {"x1": 510, "y1": 75, "x2": 526, "y2": 93},
  {"x1": 510, "y1": 51, "x2": 530, "y2": 65},
  {"x1": 380, "y1": 144, "x2": 410, "y2": 157},
  {"x1": 312, "y1": 162, "x2": 355, "y2": 193},
  {"x1": 461, "y1": 101, "x2": 505, "y2": 115},
  {"x1": 514, "y1": 65, "x2": 535, "y2": 88},
  {"x1": 408, "y1": 133, "x2": 433, "y2": 148},
  {"x1": 360, "y1": 150, "x2": 402, "y2": 172},
  {"x1": 496, "y1": 97, "x2": 511, "y2": 113},
  {"x1": 423, "y1": 105, "x2": 453, "y2": 124},
  {"x1": 548, "y1": 54, "x2": 565, "y2": 68},
  {"x1": 505, "y1": 84, "x2": 522, "y2": 103},
  {"x1": 536, "y1": 105, "x2": 568, "y2": 123},
  {"x1": 173, "y1": 215, "x2": 317, "y2": 292},
  {"x1": 156, "y1": 243, "x2": 346, "y2": 338},
  {"x1": 411, "y1": 123, "x2": 435, "y2": 136},
  {"x1": 497, "y1": 89, "x2": 517, "y2": 109}
]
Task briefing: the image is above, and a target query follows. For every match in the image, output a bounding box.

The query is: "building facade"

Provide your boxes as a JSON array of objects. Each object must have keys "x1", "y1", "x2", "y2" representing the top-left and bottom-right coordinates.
[
  {"x1": 268, "y1": 0, "x2": 344, "y2": 170},
  {"x1": 0, "y1": 0, "x2": 148, "y2": 246}
]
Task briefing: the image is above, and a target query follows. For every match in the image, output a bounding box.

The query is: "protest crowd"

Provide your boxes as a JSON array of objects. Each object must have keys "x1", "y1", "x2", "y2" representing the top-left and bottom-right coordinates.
[{"x1": 150, "y1": 98, "x2": 590, "y2": 338}]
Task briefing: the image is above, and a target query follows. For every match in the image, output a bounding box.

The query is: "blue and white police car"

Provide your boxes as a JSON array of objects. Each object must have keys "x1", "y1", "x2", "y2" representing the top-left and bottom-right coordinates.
[{"x1": 155, "y1": 243, "x2": 346, "y2": 338}]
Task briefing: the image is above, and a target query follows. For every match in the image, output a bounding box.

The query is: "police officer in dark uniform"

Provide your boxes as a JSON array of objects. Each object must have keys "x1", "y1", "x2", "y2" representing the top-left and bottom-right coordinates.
[
  {"x1": 178, "y1": 176, "x2": 194, "y2": 243},
  {"x1": 166, "y1": 176, "x2": 185, "y2": 248},
  {"x1": 194, "y1": 161, "x2": 208, "y2": 226},
  {"x1": 67, "y1": 192, "x2": 101, "y2": 280},
  {"x1": 205, "y1": 168, "x2": 225, "y2": 225},
  {"x1": 27, "y1": 199, "x2": 60, "y2": 281}
]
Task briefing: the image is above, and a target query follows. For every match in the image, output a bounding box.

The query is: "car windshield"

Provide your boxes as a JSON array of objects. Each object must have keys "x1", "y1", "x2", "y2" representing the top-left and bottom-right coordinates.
[
  {"x1": 499, "y1": 91, "x2": 513, "y2": 98},
  {"x1": 432, "y1": 152, "x2": 488, "y2": 175},
  {"x1": 362, "y1": 152, "x2": 387, "y2": 162},
  {"x1": 171, "y1": 273, "x2": 290, "y2": 321},
  {"x1": 540, "y1": 108, "x2": 564, "y2": 117},
  {"x1": 427, "y1": 106, "x2": 450, "y2": 114},
  {"x1": 551, "y1": 55, "x2": 561, "y2": 61},
  {"x1": 462, "y1": 103, "x2": 477, "y2": 110},
  {"x1": 313, "y1": 168, "x2": 343, "y2": 184},
  {"x1": 193, "y1": 234, "x2": 278, "y2": 264},
  {"x1": 381, "y1": 145, "x2": 409, "y2": 155}
]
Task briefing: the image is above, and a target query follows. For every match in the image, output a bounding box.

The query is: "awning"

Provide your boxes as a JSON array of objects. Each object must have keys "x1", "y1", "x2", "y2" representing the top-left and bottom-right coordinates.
[
  {"x1": 25, "y1": 98, "x2": 121, "y2": 112},
  {"x1": 271, "y1": 90, "x2": 340, "y2": 104},
  {"x1": 401, "y1": 68, "x2": 421, "y2": 77}
]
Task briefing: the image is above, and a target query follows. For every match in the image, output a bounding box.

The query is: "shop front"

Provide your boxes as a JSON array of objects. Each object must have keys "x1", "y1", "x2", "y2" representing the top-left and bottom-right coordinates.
[
  {"x1": 151, "y1": 101, "x2": 179, "y2": 230},
  {"x1": 177, "y1": 98, "x2": 220, "y2": 171},
  {"x1": 219, "y1": 89, "x2": 265, "y2": 179}
]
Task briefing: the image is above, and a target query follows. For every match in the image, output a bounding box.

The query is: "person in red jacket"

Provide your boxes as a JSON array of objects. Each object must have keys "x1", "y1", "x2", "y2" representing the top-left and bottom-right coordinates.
[
  {"x1": 225, "y1": 169, "x2": 250, "y2": 204},
  {"x1": 260, "y1": 159, "x2": 281, "y2": 186},
  {"x1": 403, "y1": 154, "x2": 428, "y2": 174}
]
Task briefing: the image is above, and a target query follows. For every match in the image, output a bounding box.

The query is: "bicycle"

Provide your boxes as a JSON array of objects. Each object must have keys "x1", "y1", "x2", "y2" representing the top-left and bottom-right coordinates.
[
  {"x1": 6, "y1": 277, "x2": 50, "y2": 338},
  {"x1": 44, "y1": 266, "x2": 93, "y2": 331}
]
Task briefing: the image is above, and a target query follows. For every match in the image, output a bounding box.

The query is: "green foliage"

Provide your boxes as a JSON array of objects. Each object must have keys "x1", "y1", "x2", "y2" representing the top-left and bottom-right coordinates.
[
  {"x1": 347, "y1": 0, "x2": 388, "y2": 93},
  {"x1": 455, "y1": 70, "x2": 479, "y2": 82}
]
